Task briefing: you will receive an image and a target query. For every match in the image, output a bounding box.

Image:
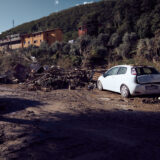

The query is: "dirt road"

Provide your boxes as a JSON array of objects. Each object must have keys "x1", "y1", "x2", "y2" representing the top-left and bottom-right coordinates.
[{"x1": 0, "y1": 85, "x2": 160, "y2": 160}]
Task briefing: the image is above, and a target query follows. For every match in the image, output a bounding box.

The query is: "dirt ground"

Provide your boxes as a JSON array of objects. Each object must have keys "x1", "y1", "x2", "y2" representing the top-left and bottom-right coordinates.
[{"x1": 0, "y1": 85, "x2": 160, "y2": 160}]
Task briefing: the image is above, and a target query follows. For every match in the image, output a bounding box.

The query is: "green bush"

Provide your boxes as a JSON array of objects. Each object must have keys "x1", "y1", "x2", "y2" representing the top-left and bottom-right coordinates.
[{"x1": 108, "y1": 33, "x2": 121, "y2": 47}]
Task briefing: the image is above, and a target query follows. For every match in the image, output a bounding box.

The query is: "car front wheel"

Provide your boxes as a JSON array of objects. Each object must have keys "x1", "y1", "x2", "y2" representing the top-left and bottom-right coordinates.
[
  {"x1": 97, "y1": 81, "x2": 103, "y2": 91},
  {"x1": 120, "y1": 85, "x2": 130, "y2": 98}
]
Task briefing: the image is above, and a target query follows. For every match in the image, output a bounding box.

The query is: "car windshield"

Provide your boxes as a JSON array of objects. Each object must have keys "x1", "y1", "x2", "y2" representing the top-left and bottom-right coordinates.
[{"x1": 136, "y1": 67, "x2": 159, "y2": 75}]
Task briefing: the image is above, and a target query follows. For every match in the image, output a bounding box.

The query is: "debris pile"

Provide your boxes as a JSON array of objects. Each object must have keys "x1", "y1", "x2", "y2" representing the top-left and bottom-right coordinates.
[
  {"x1": 91, "y1": 69, "x2": 106, "y2": 81},
  {"x1": 0, "y1": 64, "x2": 29, "y2": 84},
  {"x1": 24, "y1": 67, "x2": 94, "y2": 91},
  {"x1": 142, "y1": 97, "x2": 160, "y2": 104}
]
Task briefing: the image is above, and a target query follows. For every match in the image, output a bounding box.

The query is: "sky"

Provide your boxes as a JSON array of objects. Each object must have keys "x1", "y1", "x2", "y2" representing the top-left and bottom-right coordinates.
[{"x1": 0, "y1": 0, "x2": 100, "y2": 34}]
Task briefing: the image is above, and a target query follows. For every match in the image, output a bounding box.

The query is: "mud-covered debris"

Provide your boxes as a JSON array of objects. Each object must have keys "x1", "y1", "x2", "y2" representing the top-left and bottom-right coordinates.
[
  {"x1": 0, "y1": 64, "x2": 29, "y2": 84},
  {"x1": 87, "y1": 82, "x2": 96, "y2": 90},
  {"x1": 30, "y1": 63, "x2": 44, "y2": 74},
  {"x1": 23, "y1": 66, "x2": 94, "y2": 91},
  {"x1": 0, "y1": 75, "x2": 8, "y2": 84},
  {"x1": 142, "y1": 98, "x2": 160, "y2": 104},
  {"x1": 91, "y1": 69, "x2": 106, "y2": 81},
  {"x1": 41, "y1": 87, "x2": 51, "y2": 92},
  {"x1": 13, "y1": 64, "x2": 29, "y2": 82},
  {"x1": 27, "y1": 84, "x2": 37, "y2": 91}
]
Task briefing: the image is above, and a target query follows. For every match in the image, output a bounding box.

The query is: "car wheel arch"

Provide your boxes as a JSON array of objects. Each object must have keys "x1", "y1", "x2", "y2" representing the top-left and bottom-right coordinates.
[
  {"x1": 120, "y1": 84, "x2": 130, "y2": 98},
  {"x1": 97, "y1": 80, "x2": 103, "y2": 91}
]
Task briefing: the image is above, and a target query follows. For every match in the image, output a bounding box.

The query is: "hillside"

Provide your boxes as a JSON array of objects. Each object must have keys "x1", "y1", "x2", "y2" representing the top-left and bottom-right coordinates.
[
  {"x1": 0, "y1": 1, "x2": 114, "y2": 41},
  {"x1": 1, "y1": 0, "x2": 160, "y2": 70},
  {"x1": 1, "y1": 0, "x2": 160, "y2": 41}
]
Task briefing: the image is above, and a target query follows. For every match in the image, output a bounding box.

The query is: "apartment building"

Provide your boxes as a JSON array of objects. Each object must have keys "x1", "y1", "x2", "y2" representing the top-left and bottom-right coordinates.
[
  {"x1": 0, "y1": 29, "x2": 62, "y2": 50},
  {"x1": 0, "y1": 34, "x2": 22, "y2": 50},
  {"x1": 22, "y1": 29, "x2": 62, "y2": 48}
]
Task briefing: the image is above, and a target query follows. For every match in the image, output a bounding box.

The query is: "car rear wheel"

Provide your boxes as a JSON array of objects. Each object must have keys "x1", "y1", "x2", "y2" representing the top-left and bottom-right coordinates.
[
  {"x1": 120, "y1": 85, "x2": 130, "y2": 98},
  {"x1": 97, "y1": 81, "x2": 103, "y2": 91}
]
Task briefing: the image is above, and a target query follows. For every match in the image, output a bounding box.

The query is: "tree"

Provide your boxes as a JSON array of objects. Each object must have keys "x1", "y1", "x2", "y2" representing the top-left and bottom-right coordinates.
[
  {"x1": 151, "y1": 4, "x2": 160, "y2": 33},
  {"x1": 136, "y1": 14, "x2": 152, "y2": 38},
  {"x1": 97, "y1": 33, "x2": 109, "y2": 46},
  {"x1": 115, "y1": 43, "x2": 131, "y2": 58},
  {"x1": 108, "y1": 33, "x2": 121, "y2": 47}
]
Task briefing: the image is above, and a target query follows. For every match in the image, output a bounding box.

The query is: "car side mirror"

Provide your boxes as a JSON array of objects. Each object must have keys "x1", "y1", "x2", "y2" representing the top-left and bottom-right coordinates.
[{"x1": 103, "y1": 73, "x2": 107, "y2": 78}]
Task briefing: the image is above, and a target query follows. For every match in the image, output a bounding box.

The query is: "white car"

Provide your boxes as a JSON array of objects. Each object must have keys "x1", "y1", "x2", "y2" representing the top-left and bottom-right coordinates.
[{"x1": 97, "y1": 65, "x2": 160, "y2": 98}]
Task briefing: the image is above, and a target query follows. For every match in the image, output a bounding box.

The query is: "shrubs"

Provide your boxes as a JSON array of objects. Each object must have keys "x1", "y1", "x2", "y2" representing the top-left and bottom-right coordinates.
[
  {"x1": 137, "y1": 38, "x2": 154, "y2": 61},
  {"x1": 17, "y1": 32, "x2": 138, "y2": 68},
  {"x1": 3, "y1": 30, "x2": 159, "y2": 71},
  {"x1": 90, "y1": 46, "x2": 108, "y2": 65},
  {"x1": 97, "y1": 33, "x2": 110, "y2": 46},
  {"x1": 108, "y1": 33, "x2": 121, "y2": 47},
  {"x1": 115, "y1": 43, "x2": 131, "y2": 58},
  {"x1": 114, "y1": 32, "x2": 138, "y2": 59},
  {"x1": 1, "y1": 31, "x2": 160, "y2": 72},
  {"x1": 0, "y1": 52, "x2": 30, "y2": 74},
  {"x1": 16, "y1": 35, "x2": 111, "y2": 68}
]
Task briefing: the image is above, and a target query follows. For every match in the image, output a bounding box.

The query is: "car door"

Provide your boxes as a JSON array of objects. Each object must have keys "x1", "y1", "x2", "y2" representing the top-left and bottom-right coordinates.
[
  {"x1": 102, "y1": 67, "x2": 119, "y2": 91},
  {"x1": 114, "y1": 67, "x2": 127, "y2": 92}
]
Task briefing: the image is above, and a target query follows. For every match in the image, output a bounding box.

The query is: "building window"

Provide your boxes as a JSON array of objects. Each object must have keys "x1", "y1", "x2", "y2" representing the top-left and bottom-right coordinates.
[
  {"x1": 24, "y1": 41, "x2": 26, "y2": 44},
  {"x1": 34, "y1": 40, "x2": 37, "y2": 44},
  {"x1": 28, "y1": 41, "x2": 30, "y2": 44}
]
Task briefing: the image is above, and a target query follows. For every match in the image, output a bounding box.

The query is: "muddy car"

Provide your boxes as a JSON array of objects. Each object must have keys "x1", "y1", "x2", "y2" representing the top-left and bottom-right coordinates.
[{"x1": 97, "y1": 65, "x2": 160, "y2": 98}]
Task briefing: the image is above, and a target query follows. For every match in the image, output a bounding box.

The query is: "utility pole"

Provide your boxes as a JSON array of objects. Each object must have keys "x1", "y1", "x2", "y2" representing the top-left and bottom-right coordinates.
[
  {"x1": 13, "y1": 20, "x2": 15, "y2": 28},
  {"x1": 55, "y1": 0, "x2": 59, "y2": 12}
]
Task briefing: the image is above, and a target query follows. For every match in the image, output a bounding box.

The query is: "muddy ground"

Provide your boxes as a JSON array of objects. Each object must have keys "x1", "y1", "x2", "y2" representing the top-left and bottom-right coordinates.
[{"x1": 0, "y1": 85, "x2": 160, "y2": 160}]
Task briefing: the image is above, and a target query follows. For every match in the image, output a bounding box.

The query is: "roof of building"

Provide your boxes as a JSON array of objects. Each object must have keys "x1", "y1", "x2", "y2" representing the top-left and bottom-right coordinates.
[{"x1": 22, "y1": 28, "x2": 62, "y2": 37}]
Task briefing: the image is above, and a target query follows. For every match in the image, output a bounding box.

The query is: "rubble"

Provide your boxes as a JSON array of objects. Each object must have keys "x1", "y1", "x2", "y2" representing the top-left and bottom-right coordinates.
[
  {"x1": 0, "y1": 64, "x2": 29, "y2": 84},
  {"x1": 142, "y1": 97, "x2": 160, "y2": 104},
  {"x1": 0, "y1": 75, "x2": 8, "y2": 84},
  {"x1": 0, "y1": 62, "x2": 106, "y2": 91},
  {"x1": 91, "y1": 69, "x2": 106, "y2": 81},
  {"x1": 24, "y1": 66, "x2": 94, "y2": 91},
  {"x1": 30, "y1": 63, "x2": 44, "y2": 74}
]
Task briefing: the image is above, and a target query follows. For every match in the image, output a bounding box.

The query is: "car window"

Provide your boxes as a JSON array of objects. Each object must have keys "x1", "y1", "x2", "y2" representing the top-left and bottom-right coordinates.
[
  {"x1": 104, "y1": 67, "x2": 119, "y2": 77},
  {"x1": 136, "y1": 67, "x2": 159, "y2": 75},
  {"x1": 117, "y1": 67, "x2": 127, "y2": 75}
]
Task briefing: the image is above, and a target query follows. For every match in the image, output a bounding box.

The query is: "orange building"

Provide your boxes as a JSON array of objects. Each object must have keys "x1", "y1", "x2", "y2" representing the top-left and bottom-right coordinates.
[
  {"x1": 0, "y1": 29, "x2": 62, "y2": 50},
  {"x1": 22, "y1": 29, "x2": 62, "y2": 48},
  {"x1": 78, "y1": 25, "x2": 88, "y2": 37}
]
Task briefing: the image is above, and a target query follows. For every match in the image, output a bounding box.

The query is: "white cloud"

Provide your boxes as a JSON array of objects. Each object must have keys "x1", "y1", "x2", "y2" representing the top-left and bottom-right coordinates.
[
  {"x1": 76, "y1": 1, "x2": 93, "y2": 7},
  {"x1": 83, "y1": 1, "x2": 93, "y2": 5}
]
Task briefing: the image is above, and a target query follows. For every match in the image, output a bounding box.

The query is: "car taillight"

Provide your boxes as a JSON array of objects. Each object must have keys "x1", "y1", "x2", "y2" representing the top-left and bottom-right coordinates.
[{"x1": 131, "y1": 68, "x2": 137, "y2": 75}]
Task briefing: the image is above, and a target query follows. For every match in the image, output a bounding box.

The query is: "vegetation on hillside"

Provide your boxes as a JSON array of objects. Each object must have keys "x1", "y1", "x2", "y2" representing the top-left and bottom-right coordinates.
[
  {"x1": 1, "y1": 0, "x2": 160, "y2": 40},
  {"x1": 1, "y1": 0, "x2": 160, "y2": 71}
]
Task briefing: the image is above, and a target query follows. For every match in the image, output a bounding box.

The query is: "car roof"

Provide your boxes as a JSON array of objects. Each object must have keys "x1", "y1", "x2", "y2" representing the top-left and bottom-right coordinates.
[
  {"x1": 113, "y1": 65, "x2": 154, "y2": 68},
  {"x1": 111, "y1": 65, "x2": 132, "y2": 68}
]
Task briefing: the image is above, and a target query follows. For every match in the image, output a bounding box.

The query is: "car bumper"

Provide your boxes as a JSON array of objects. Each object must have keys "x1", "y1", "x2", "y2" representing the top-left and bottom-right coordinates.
[{"x1": 130, "y1": 84, "x2": 160, "y2": 96}]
